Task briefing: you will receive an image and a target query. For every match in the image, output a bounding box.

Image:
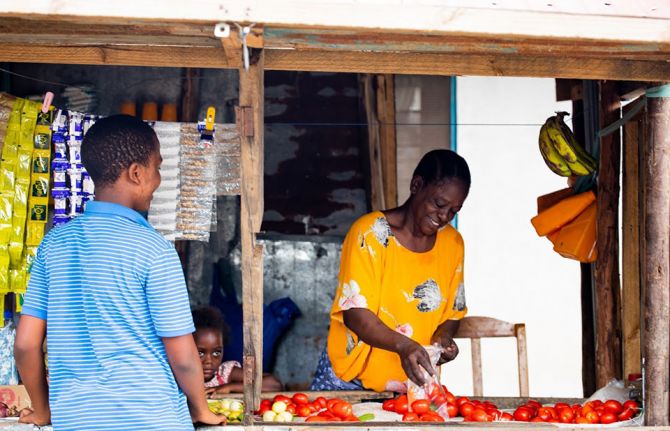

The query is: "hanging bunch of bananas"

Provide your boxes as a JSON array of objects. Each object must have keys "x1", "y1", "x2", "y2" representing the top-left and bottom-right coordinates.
[{"x1": 538, "y1": 112, "x2": 597, "y2": 177}]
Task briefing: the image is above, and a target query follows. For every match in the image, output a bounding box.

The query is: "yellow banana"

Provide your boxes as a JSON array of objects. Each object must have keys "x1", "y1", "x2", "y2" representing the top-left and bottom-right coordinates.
[
  {"x1": 539, "y1": 123, "x2": 572, "y2": 177},
  {"x1": 555, "y1": 112, "x2": 598, "y2": 172}
]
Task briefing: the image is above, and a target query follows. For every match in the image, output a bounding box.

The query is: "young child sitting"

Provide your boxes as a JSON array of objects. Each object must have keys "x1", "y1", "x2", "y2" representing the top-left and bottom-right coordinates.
[{"x1": 192, "y1": 307, "x2": 283, "y2": 395}]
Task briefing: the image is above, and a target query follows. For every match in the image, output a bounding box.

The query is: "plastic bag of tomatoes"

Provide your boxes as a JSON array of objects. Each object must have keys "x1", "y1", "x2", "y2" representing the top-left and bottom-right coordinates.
[{"x1": 406, "y1": 344, "x2": 451, "y2": 420}]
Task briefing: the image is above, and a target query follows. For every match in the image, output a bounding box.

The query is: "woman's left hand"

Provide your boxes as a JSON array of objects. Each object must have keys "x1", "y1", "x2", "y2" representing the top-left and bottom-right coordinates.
[
  {"x1": 432, "y1": 333, "x2": 459, "y2": 365},
  {"x1": 431, "y1": 320, "x2": 461, "y2": 365}
]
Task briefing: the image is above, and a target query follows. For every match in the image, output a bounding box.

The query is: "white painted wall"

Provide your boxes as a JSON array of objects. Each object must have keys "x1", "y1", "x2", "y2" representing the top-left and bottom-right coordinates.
[{"x1": 441, "y1": 77, "x2": 583, "y2": 398}]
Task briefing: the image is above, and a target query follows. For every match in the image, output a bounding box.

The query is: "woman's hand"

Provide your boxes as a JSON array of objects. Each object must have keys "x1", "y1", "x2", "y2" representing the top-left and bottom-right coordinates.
[
  {"x1": 431, "y1": 319, "x2": 460, "y2": 365},
  {"x1": 18, "y1": 407, "x2": 51, "y2": 426},
  {"x1": 431, "y1": 332, "x2": 459, "y2": 365},
  {"x1": 396, "y1": 338, "x2": 435, "y2": 386}
]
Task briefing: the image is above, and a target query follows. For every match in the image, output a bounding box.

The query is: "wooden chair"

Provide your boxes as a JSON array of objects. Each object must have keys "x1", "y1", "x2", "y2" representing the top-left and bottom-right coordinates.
[{"x1": 453, "y1": 316, "x2": 529, "y2": 397}]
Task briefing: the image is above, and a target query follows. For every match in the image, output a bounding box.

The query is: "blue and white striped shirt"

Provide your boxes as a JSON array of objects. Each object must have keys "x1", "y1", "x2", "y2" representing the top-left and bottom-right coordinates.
[{"x1": 22, "y1": 201, "x2": 195, "y2": 431}]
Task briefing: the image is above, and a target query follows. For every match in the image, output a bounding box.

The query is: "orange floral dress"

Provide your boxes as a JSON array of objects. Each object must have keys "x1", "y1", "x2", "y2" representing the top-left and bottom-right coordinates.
[{"x1": 327, "y1": 211, "x2": 467, "y2": 392}]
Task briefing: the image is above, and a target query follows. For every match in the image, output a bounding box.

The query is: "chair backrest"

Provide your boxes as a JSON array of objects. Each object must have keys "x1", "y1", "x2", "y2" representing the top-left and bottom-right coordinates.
[{"x1": 453, "y1": 316, "x2": 529, "y2": 397}]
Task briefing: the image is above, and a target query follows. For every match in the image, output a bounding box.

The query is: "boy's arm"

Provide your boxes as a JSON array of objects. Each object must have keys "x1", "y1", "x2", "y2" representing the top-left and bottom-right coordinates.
[
  {"x1": 14, "y1": 315, "x2": 50, "y2": 425},
  {"x1": 163, "y1": 335, "x2": 226, "y2": 425}
]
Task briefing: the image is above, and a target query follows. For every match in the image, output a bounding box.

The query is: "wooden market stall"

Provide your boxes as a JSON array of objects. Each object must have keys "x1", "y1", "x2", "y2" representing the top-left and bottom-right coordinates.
[{"x1": 0, "y1": 1, "x2": 669, "y2": 429}]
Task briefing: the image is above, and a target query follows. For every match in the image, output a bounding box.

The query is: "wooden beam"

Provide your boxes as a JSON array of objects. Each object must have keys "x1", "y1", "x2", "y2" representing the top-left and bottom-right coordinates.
[
  {"x1": 471, "y1": 338, "x2": 483, "y2": 397},
  {"x1": 621, "y1": 102, "x2": 643, "y2": 384},
  {"x1": 264, "y1": 50, "x2": 670, "y2": 82},
  {"x1": 238, "y1": 49, "x2": 264, "y2": 422},
  {"x1": 643, "y1": 88, "x2": 670, "y2": 427},
  {"x1": 3, "y1": 1, "x2": 670, "y2": 46},
  {"x1": 555, "y1": 79, "x2": 582, "y2": 102},
  {"x1": 1, "y1": 44, "x2": 670, "y2": 82},
  {"x1": 376, "y1": 75, "x2": 397, "y2": 209},
  {"x1": 593, "y1": 80, "x2": 622, "y2": 388}
]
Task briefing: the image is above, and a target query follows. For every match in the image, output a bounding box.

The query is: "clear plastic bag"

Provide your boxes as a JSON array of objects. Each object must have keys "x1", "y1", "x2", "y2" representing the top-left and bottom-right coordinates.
[{"x1": 406, "y1": 344, "x2": 450, "y2": 419}]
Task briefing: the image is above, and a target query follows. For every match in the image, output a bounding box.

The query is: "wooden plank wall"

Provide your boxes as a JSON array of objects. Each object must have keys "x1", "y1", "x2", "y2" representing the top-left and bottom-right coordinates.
[
  {"x1": 593, "y1": 81, "x2": 622, "y2": 387},
  {"x1": 621, "y1": 103, "x2": 643, "y2": 381},
  {"x1": 643, "y1": 91, "x2": 670, "y2": 426}
]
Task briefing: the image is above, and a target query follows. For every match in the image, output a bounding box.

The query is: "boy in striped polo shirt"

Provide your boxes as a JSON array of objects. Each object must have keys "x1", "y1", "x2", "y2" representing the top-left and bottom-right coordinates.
[{"x1": 15, "y1": 115, "x2": 225, "y2": 430}]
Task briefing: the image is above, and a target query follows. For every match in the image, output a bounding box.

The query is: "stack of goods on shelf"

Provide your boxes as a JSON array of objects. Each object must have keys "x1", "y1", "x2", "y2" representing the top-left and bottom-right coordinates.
[{"x1": 51, "y1": 112, "x2": 98, "y2": 227}]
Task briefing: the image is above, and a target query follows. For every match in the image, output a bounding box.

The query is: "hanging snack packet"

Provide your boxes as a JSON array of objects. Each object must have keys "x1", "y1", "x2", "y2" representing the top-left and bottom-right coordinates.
[{"x1": 406, "y1": 344, "x2": 451, "y2": 420}]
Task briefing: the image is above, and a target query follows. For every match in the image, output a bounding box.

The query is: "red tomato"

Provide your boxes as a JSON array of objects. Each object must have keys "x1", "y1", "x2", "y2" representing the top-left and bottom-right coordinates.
[
  {"x1": 394, "y1": 396, "x2": 409, "y2": 414},
  {"x1": 445, "y1": 391, "x2": 456, "y2": 404},
  {"x1": 256, "y1": 405, "x2": 270, "y2": 415},
  {"x1": 292, "y1": 393, "x2": 309, "y2": 405},
  {"x1": 604, "y1": 400, "x2": 624, "y2": 414},
  {"x1": 382, "y1": 399, "x2": 396, "y2": 412},
  {"x1": 531, "y1": 417, "x2": 545, "y2": 423},
  {"x1": 595, "y1": 405, "x2": 606, "y2": 416},
  {"x1": 459, "y1": 402, "x2": 475, "y2": 418},
  {"x1": 432, "y1": 395, "x2": 446, "y2": 406},
  {"x1": 585, "y1": 411, "x2": 600, "y2": 424},
  {"x1": 446, "y1": 403, "x2": 458, "y2": 418},
  {"x1": 305, "y1": 416, "x2": 328, "y2": 422},
  {"x1": 456, "y1": 396, "x2": 470, "y2": 407},
  {"x1": 330, "y1": 402, "x2": 353, "y2": 419},
  {"x1": 559, "y1": 407, "x2": 574, "y2": 423},
  {"x1": 260, "y1": 399, "x2": 272, "y2": 408},
  {"x1": 591, "y1": 400, "x2": 603, "y2": 408},
  {"x1": 307, "y1": 403, "x2": 318, "y2": 413},
  {"x1": 618, "y1": 408, "x2": 634, "y2": 421},
  {"x1": 623, "y1": 400, "x2": 639, "y2": 413},
  {"x1": 471, "y1": 408, "x2": 492, "y2": 422},
  {"x1": 500, "y1": 412, "x2": 514, "y2": 421},
  {"x1": 326, "y1": 398, "x2": 343, "y2": 411},
  {"x1": 527, "y1": 400, "x2": 542, "y2": 409},
  {"x1": 286, "y1": 404, "x2": 296, "y2": 415},
  {"x1": 513, "y1": 406, "x2": 532, "y2": 422},
  {"x1": 537, "y1": 407, "x2": 553, "y2": 421},
  {"x1": 344, "y1": 415, "x2": 359, "y2": 422},
  {"x1": 273, "y1": 395, "x2": 292, "y2": 404},
  {"x1": 554, "y1": 402, "x2": 570, "y2": 410},
  {"x1": 420, "y1": 412, "x2": 445, "y2": 422},
  {"x1": 576, "y1": 417, "x2": 590, "y2": 424},
  {"x1": 601, "y1": 412, "x2": 618, "y2": 424},
  {"x1": 402, "y1": 412, "x2": 419, "y2": 422},
  {"x1": 296, "y1": 406, "x2": 312, "y2": 417},
  {"x1": 411, "y1": 399, "x2": 431, "y2": 415},
  {"x1": 315, "y1": 397, "x2": 327, "y2": 409}
]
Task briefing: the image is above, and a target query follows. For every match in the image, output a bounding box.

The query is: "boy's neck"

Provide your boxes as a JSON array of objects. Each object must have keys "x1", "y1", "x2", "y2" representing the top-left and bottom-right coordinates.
[{"x1": 95, "y1": 186, "x2": 140, "y2": 212}]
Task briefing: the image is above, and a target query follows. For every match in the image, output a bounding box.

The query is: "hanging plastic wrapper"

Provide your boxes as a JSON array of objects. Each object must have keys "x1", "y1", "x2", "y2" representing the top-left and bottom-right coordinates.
[
  {"x1": 407, "y1": 344, "x2": 451, "y2": 420},
  {"x1": 0, "y1": 320, "x2": 18, "y2": 385},
  {"x1": 148, "y1": 121, "x2": 181, "y2": 241},
  {"x1": 176, "y1": 108, "x2": 217, "y2": 241}
]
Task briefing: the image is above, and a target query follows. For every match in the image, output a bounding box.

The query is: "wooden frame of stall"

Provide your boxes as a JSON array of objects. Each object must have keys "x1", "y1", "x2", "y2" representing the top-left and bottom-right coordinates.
[{"x1": 0, "y1": 2, "x2": 669, "y2": 429}]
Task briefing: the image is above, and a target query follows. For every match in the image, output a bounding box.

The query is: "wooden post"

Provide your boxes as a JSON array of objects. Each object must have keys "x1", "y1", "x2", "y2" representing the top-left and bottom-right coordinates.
[
  {"x1": 643, "y1": 87, "x2": 670, "y2": 426},
  {"x1": 238, "y1": 48, "x2": 264, "y2": 422},
  {"x1": 594, "y1": 81, "x2": 622, "y2": 387},
  {"x1": 376, "y1": 74, "x2": 398, "y2": 209},
  {"x1": 361, "y1": 74, "x2": 398, "y2": 211},
  {"x1": 621, "y1": 102, "x2": 643, "y2": 382}
]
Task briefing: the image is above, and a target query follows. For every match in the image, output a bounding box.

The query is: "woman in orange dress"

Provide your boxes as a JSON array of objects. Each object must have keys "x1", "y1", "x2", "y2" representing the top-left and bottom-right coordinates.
[{"x1": 311, "y1": 150, "x2": 470, "y2": 392}]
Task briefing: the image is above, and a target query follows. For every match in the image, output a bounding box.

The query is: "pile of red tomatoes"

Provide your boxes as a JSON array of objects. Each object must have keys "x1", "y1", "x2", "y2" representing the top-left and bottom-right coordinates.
[
  {"x1": 511, "y1": 399, "x2": 640, "y2": 424},
  {"x1": 256, "y1": 393, "x2": 364, "y2": 422},
  {"x1": 382, "y1": 387, "x2": 640, "y2": 424}
]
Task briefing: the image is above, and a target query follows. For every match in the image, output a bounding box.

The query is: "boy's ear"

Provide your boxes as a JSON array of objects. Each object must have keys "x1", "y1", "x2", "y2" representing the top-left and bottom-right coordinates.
[{"x1": 127, "y1": 162, "x2": 143, "y2": 185}]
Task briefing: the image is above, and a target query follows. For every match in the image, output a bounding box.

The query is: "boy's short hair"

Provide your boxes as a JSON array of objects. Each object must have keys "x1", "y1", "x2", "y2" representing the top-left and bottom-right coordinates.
[
  {"x1": 81, "y1": 114, "x2": 158, "y2": 188},
  {"x1": 192, "y1": 306, "x2": 229, "y2": 344}
]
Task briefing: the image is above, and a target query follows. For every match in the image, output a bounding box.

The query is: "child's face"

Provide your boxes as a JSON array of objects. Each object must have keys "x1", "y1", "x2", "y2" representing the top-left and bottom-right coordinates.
[{"x1": 194, "y1": 328, "x2": 224, "y2": 381}]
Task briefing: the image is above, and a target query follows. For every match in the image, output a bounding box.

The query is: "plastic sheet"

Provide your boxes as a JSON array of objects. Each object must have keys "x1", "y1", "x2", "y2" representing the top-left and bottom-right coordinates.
[
  {"x1": 148, "y1": 121, "x2": 181, "y2": 241},
  {"x1": 176, "y1": 123, "x2": 217, "y2": 241},
  {"x1": 407, "y1": 344, "x2": 451, "y2": 419}
]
